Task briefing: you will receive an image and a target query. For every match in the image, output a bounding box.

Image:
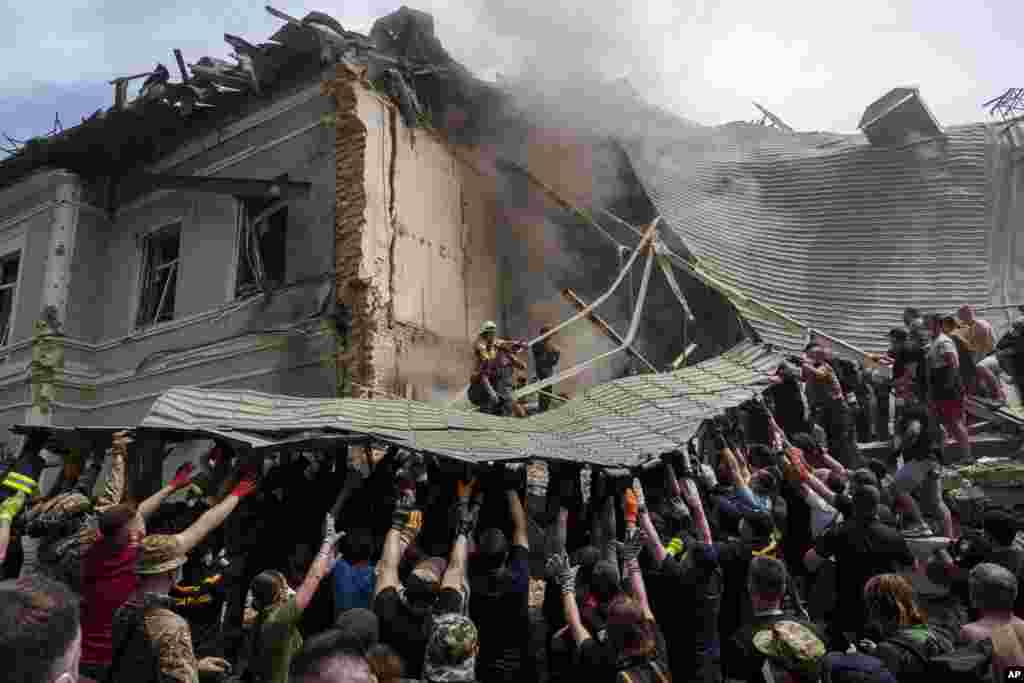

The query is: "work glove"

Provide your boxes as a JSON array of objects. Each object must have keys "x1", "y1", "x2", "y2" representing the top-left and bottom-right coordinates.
[
  {"x1": 455, "y1": 479, "x2": 482, "y2": 538},
  {"x1": 632, "y1": 478, "x2": 647, "y2": 515},
  {"x1": 623, "y1": 487, "x2": 639, "y2": 526},
  {"x1": 580, "y1": 466, "x2": 592, "y2": 507},
  {"x1": 319, "y1": 511, "x2": 345, "y2": 564},
  {"x1": 667, "y1": 495, "x2": 691, "y2": 519},
  {"x1": 617, "y1": 526, "x2": 643, "y2": 566},
  {"x1": 229, "y1": 466, "x2": 259, "y2": 499},
  {"x1": 169, "y1": 463, "x2": 195, "y2": 491},
  {"x1": 526, "y1": 460, "x2": 549, "y2": 499},
  {"x1": 546, "y1": 551, "x2": 578, "y2": 595},
  {"x1": 198, "y1": 657, "x2": 232, "y2": 675},
  {"x1": 665, "y1": 536, "x2": 685, "y2": 558},
  {"x1": 394, "y1": 450, "x2": 427, "y2": 508},
  {"x1": 0, "y1": 491, "x2": 27, "y2": 523}
]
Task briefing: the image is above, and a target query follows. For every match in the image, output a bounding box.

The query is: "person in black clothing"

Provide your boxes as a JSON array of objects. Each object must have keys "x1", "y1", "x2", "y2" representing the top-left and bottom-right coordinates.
[
  {"x1": 532, "y1": 326, "x2": 561, "y2": 413},
  {"x1": 468, "y1": 482, "x2": 530, "y2": 683},
  {"x1": 889, "y1": 404, "x2": 952, "y2": 538},
  {"x1": 930, "y1": 508, "x2": 1024, "y2": 619},
  {"x1": 804, "y1": 486, "x2": 915, "y2": 651},
  {"x1": 171, "y1": 546, "x2": 230, "y2": 658},
  {"x1": 767, "y1": 359, "x2": 811, "y2": 439},
  {"x1": 724, "y1": 556, "x2": 826, "y2": 683}
]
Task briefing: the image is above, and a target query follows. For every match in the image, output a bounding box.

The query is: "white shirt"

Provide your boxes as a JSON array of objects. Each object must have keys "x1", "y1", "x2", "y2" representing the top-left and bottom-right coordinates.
[{"x1": 928, "y1": 333, "x2": 956, "y2": 369}]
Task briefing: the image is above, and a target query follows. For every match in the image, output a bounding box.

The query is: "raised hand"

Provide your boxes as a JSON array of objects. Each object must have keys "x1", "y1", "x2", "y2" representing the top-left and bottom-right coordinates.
[
  {"x1": 546, "y1": 551, "x2": 578, "y2": 595},
  {"x1": 169, "y1": 463, "x2": 195, "y2": 491}
]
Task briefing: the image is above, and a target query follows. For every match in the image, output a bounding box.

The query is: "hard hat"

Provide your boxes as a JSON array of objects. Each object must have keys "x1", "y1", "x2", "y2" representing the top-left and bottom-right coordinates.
[{"x1": 480, "y1": 321, "x2": 497, "y2": 334}]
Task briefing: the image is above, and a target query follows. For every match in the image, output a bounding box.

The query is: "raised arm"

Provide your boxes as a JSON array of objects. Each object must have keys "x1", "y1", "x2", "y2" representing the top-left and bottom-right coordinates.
[
  {"x1": 138, "y1": 461, "x2": 197, "y2": 521},
  {"x1": 375, "y1": 452, "x2": 426, "y2": 596},
  {"x1": 296, "y1": 512, "x2": 344, "y2": 612},
  {"x1": 508, "y1": 486, "x2": 529, "y2": 550},
  {"x1": 547, "y1": 551, "x2": 590, "y2": 646},
  {"x1": 621, "y1": 487, "x2": 653, "y2": 621},
  {"x1": 94, "y1": 431, "x2": 131, "y2": 510},
  {"x1": 175, "y1": 466, "x2": 257, "y2": 556}
]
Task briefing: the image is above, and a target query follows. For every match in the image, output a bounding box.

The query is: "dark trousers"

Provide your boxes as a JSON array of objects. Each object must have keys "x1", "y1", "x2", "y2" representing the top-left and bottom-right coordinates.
[
  {"x1": 875, "y1": 381, "x2": 892, "y2": 441},
  {"x1": 816, "y1": 399, "x2": 861, "y2": 469}
]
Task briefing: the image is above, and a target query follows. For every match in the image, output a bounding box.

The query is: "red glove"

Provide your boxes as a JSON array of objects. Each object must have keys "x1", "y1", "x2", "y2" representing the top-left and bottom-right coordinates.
[
  {"x1": 170, "y1": 463, "x2": 195, "y2": 490},
  {"x1": 230, "y1": 466, "x2": 259, "y2": 499}
]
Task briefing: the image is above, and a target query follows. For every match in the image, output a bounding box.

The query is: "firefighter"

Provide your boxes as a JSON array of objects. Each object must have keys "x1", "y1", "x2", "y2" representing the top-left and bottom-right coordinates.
[
  {"x1": 468, "y1": 321, "x2": 527, "y2": 417},
  {"x1": 531, "y1": 326, "x2": 561, "y2": 413}
]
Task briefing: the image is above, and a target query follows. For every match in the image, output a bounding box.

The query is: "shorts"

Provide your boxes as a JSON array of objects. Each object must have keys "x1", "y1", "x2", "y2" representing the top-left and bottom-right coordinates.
[
  {"x1": 891, "y1": 458, "x2": 945, "y2": 521},
  {"x1": 931, "y1": 397, "x2": 965, "y2": 425}
]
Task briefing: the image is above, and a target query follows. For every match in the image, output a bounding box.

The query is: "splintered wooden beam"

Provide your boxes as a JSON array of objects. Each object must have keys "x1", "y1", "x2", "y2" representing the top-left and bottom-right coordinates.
[{"x1": 561, "y1": 288, "x2": 658, "y2": 373}]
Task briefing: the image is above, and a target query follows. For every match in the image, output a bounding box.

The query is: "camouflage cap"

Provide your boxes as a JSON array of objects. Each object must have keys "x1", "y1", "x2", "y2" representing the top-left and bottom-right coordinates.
[
  {"x1": 138, "y1": 534, "x2": 186, "y2": 575},
  {"x1": 423, "y1": 613, "x2": 478, "y2": 683}
]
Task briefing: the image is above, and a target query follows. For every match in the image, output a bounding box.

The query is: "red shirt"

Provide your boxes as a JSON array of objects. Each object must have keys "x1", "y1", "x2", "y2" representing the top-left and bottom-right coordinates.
[{"x1": 80, "y1": 535, "x2": 139, "y2": 665}]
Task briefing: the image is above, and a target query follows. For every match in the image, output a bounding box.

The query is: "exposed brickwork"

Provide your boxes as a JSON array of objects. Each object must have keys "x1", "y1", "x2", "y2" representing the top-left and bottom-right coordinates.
[{"x1": 324, "y1": 65, "x2": 380, "y2": 398}]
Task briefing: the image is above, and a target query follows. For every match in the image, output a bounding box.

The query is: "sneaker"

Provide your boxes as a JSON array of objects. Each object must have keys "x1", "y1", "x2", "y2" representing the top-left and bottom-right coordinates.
[{"x1": 902, "y1": 522, "x2": 934, "y2": 538}]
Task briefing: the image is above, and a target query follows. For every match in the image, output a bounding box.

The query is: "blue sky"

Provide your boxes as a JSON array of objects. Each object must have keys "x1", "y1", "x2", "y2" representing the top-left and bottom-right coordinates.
[{"x1": 1, "y1": 0, "x2": 1021, "y2": 145}]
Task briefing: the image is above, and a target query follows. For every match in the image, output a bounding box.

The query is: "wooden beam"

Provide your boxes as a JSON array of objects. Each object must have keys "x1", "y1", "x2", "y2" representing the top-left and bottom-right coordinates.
[
  {"x1": 561, "y1": 288, "x2": 658, "y2": 373},
  {"x1": 126, "y1": 173, "x2": 312, "y2": 201}
]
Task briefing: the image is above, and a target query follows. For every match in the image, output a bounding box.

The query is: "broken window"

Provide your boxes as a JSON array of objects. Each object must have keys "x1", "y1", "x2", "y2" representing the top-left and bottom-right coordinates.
[
  {"x1": 0, "y1": 251, "x2": 20, "y2": 346},
  {"x1": 136, "y1": 223, "x2": 181, "y2": 328},
  {"x1": 235, "y1": 198, "x2": 288, "y2": 297}
]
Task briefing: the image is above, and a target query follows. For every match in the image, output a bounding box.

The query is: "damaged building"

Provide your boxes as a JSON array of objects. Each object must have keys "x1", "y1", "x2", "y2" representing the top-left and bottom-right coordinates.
[
  {"x1": 0, "y1": 6, "x2": 1022, "y2": 451},
  {"x1": 0, "y1": 7, "x2": 738, "y2": 450}
]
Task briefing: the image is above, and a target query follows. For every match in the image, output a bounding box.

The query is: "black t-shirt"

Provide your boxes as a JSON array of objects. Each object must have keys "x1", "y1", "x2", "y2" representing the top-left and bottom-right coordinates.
[
  {"x1": 768, "y1": 372, "x2": 808, "y2": 437},
  {"x1": 710, "y1": 538, "x2": 778, "y2": 645},
  {"x1": 576, "y1": 621, "x2": 671, "y2": 683},
  {"x1": 170, "y1": 572, "x2": 227, "y2": 655},
  {"x1": 650, "y1": 544, "x2": 723, "y2": 679},
  {"x1": 814, "y1": 520, "x2": 915, "y2": 635},
  {"x1": 468, "y1": 545, "x2": 530, "y2": 678},
  {"x1": 724, "y1": 610, "x2": 826, "y2": 683},
  {"x1": 374, "y1": 586, "x2": 464, "y2": 679}
]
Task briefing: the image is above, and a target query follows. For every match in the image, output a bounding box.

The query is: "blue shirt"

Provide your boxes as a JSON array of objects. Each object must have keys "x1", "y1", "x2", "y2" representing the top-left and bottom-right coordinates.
[{"x1": 332, "y1": 559, "x2": 375, "y2": 614}]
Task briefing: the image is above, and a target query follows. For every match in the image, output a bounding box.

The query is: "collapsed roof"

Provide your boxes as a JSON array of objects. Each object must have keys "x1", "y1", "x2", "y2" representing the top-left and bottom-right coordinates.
[
  {"x1": 0, "y1": 6, "x2": 500, "y2": 193},
  {"x1": 137, "y1": 340, "x2": 781, "y2": 467}
]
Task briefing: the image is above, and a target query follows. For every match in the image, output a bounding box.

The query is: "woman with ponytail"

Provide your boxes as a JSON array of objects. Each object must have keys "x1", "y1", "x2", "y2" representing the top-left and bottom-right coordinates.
[{"x1": 247, "y1": 512, "x2": 343, "y2": 683}]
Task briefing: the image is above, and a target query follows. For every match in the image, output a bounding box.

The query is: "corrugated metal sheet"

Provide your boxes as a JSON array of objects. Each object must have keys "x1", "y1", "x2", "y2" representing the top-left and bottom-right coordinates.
[
  {"x1": 620, "y1": 122, "x2": 998, "y2": 355},
  {"x1": 138, "y1": 341, "x2": 783, "y2": 466}
]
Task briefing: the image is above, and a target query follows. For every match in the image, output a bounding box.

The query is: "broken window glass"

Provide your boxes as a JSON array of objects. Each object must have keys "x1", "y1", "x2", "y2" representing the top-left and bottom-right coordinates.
[
  {"x1": 236, "y1": 198, "x2": 288, "y2": 297},
  {"x1": 136, "y1": 223, "x2": 181, "y2": 328},
  {"x1": 0, "y1": 251, "x2": 20, "y2": 346}
]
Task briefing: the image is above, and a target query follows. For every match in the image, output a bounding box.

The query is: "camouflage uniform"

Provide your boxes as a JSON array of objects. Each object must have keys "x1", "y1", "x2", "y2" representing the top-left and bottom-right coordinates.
[
  {"x1": 21, "y1": 449, "x2": 125, "y2": 590},
  {"x1": 423, "y1": 612, "x2": 479, "y2": 683},
  {"x1": 110, "y1": 592, "x2": 199, "y2": 683}
]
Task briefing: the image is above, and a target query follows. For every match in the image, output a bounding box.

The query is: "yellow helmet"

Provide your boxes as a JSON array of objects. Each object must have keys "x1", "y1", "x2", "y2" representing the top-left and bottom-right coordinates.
[{"x1": 480, "y1": 321, "x2": 497, "y2": 334}]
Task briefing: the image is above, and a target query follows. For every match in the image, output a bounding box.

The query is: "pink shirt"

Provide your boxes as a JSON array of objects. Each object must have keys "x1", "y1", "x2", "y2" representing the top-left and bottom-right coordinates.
[{"x1": 81, "y1": 535, "x2": 139, "y2": 665}]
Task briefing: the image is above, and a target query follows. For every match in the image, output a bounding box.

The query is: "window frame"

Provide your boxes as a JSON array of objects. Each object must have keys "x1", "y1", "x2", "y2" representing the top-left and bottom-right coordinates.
[
  {"x1": 0, "y1": 243, "x2": 24, "y2": 348},
  {"x1": 233, "y1": 197, "x2": 289, "y2": 299},
  {"x1": 134, "y1": 220, "x2": 183, "y2": 330}
]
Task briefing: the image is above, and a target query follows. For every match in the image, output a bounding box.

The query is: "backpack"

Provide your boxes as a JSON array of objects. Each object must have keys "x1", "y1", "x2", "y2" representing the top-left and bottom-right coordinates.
[
  {"x1": 753, "y1": 620, "x2": 828, "y2": 683},
  {"x1": 884, "y1": 626, "x2": 988, "y2": 683}
]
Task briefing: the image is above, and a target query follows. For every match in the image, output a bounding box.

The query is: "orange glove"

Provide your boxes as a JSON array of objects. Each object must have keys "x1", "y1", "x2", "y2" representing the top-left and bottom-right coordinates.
[
  {"x1": 456, "y1": 478, "x2": 477, "y2": 503},
  {"x1": 623, "y1": 487, "x2": 639, "y2": 526},
  {"x1": 783, "y1": 447, "x2": 810, "y2": 485}
]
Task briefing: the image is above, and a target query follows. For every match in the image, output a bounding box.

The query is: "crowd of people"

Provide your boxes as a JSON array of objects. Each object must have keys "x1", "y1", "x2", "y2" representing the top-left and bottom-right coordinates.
[{"x1": 1, "y1": 304, "x2": 1024, "y2": 683}]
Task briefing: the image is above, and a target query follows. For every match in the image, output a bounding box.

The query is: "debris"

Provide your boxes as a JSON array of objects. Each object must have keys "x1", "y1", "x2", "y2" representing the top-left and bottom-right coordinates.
[
  {"x1": 560, "y1": 288, "x2": 658, "y2": 373},
  {"x1": 858, "y1": 86, "x2": 942, "y2": 146},
  {"x1": 753, "y1": 102, "x2": 794, "y2": 133}
]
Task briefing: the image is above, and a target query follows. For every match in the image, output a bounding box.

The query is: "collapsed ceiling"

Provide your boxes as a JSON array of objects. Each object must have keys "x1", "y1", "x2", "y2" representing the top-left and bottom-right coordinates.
[{"x1": 0, "y1": 6, "x2": 500, "y2": 193}]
